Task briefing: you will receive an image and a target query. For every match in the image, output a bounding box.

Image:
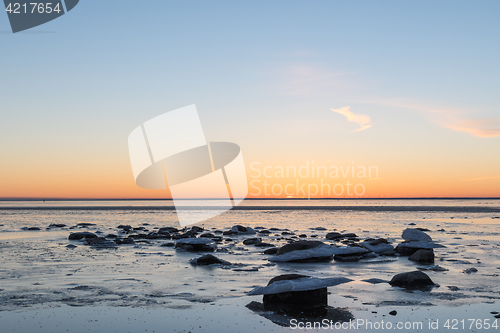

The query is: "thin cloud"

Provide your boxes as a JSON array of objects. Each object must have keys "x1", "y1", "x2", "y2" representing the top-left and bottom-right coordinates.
[
  {"x1": 379, "y1": 100, "x2": 500, "y2": 138},
  {"x1": 464, "y1": 176, "x2": 500, "y2": 181},
  {"x1": 331, "y1": 106, "x2": 372, "y2": 132}
]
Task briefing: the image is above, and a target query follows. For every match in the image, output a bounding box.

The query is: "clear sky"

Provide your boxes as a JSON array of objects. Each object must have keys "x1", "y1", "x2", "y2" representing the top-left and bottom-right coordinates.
[{"x1": 1, "y1": 1, "x2": 499, "y2": 199}]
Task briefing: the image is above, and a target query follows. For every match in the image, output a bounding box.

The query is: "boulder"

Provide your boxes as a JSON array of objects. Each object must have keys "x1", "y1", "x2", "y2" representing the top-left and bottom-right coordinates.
[
  {"x1": 402, "y1": 228, "x2": 432, "y2": 242},
  {"x1": 408, "y1": 249, "x2": 434, "y2": 263},
  {"x1": 231, "y1": 225, "x2": 256, "y2": 234},
  {"x1": 68, "y1": 232, "x2": 97, "y2": 240},
  {"x1": 389, "y1": 271, "x2": 435, "y2": 289},
  {"x1": 263, "y1": 274, "x2": 326, "y2": 315},
  {"x1": 395, "y1": 241, "x2": 445, "y2": 256},
  {"x1": 189, "y1": 254, "x2": 231, "y2": 266},
  {"x1": 249, "y1": 274, "x2": 352, "y2": 316}
]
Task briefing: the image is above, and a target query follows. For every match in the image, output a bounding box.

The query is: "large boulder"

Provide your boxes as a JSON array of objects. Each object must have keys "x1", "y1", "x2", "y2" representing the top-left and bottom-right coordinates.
[
  {"x1": 389, "y1": 271, "x2": 435, "y2": 289},
  {"x1": 263, "y1": 274, "x2": 326, "y2": 315},
  {"x1": 395, "y1": 241, "x2": 445, "y2": 256},
  {"x1": 402, "y1": 228, "x2": 432, "y2": 242},
  {"x1": 409, "y1": 249, "x2": 434, "y2": 263}
]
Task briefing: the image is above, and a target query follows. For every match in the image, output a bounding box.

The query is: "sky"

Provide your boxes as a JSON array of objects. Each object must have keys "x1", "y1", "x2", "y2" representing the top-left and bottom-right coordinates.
[{"x1": 0, "y1": 1, "x2": 499, "y2": 199}]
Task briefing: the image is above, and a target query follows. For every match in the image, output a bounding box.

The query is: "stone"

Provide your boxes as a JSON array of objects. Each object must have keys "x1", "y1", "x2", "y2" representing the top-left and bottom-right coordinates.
[
  {"x1": 389, "y1": 271, "x2": 435, "y2": 288},
  {"x1": 264, "y1": 247, "x2": 278, "y2": 255},
  {"x1": 409, "y1": 249, "x2": 435, "y2": 263},
  {"x1": 389, "y1": 310, "x2": 397, "y2": 316},
  {"x1": 262, "y1": 274, "x2": 327, "y2": 315},
  {"x1": 161, "y1": 242, "x2": 175, "y2": 247},
  {"x1": 159, "y1": 227, "x2": 178, "y2": 234},
  {"x1": 277, "y1": 241, "x2": 324, "y2": 255},
  {"x1": 189, "y1": 254, "x2": 231, "y2": 266},
  {"x1": 191, "y1": 226, "x2": 204, "y2": 233},
  {"x1": 175, "y1": 238, "x2": 216, "y2": 252},
  {"x1": 117, "y1": 225, "x2": 132, "y2": 231},
  {"x1": 463, "y1": 267, "x2": 478, "y2": 274},
  {"x1": 68, "y1": 232, "x2": 97, "y2": 240},
  {"x1": 49, "y1": 223, "x2": 66, "y2": 228},
  {"x1": 243, "y1": 238, "x2": 262, "y2": 245},
  {"x1": 326, "y1": 232, "x2": 343, "y2": 240},
  {"x1": 402, "y1": 228, "x2": 432, "y2": 242}
]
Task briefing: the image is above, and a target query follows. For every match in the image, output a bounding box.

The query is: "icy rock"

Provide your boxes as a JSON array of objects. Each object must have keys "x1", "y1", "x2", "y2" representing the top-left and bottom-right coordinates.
[
  {"x1": 402, "y1": 228, "x2": 432, "y2": 242},
  {"x1": 389, "y1": 271, "x2": 435, "y2": 288},
  {"x1": 361, "y1": 240, "x2": 394, "y2": 254},
  {"x1": 248, "y1": 274, "x2": 351, "y2": 315}
]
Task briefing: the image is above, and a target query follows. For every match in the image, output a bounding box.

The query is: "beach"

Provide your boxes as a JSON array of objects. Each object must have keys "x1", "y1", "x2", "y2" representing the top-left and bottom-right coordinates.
[{"x1": 1, "y1": 199, "x2": 500, "y2": 332}]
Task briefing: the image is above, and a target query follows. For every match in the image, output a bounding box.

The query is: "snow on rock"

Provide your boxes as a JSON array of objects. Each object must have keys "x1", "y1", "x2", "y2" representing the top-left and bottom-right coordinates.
[
  {"x1": 361, "y1": 241, "x2": 394, "y2": 254},
  {"x1": 270, "y1": 244, "x2": 369, "y2": 262},
  {"x1": 247, "y1": 276, "x2": 352, "y2": 296},
  {"x1": 402, "y1": 228, "x2": 432, "y2": 242}
]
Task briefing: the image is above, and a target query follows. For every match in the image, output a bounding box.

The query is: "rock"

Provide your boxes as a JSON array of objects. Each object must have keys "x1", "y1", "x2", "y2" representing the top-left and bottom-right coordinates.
[
  {"x1": 249, "y1": 274, "x2": 352, "y2": 316},
  {"x1": 161, "y1": 242, "x2": 175, "y2": 247},
  {"x1": 298, "y1": 234, "x2": 307, "y2": 238},
  {"x1": 402, "y1": 228, "x2": 432, "y2": 242},
  {"x1": 361, "y1": 278, "x2": 388, "y2": 284},
  {"x1": 191, "y1": 226, "x2": 204, "y2": 233},
  {"x1": 263, "y1": 274, "x2": 324, "y2": 315},
  {"x1": 68, "y1": 232, "x2": 98, "y2": 240},
  {"x1": 85, "y1": 237, "x2": 117, "y2": 249},
  {"x1": 417, "y1": 265, "x2": 448, "y2": 271},
  {"x1": 361, "y1": 240, "x2": 394, "y2": 254},
  {"x1": 326, "y1": 232, "x2": 342, "y2": 240},
  {"x1": 342, "y1": 233, "x2": 357, "y2": 238},
  {"x1": 258, "y1": 230, "x2": 271, "y2": 234},
  {"x1": 409, "y1": 249, "x2": 435, "y2": 263},
  {"x1": 27, "y1": 227, "x2": 41, "y2": 231},
  {"x1": 334, "y1": 254, "x2": 362, "y2": 262},
  {"x1": 395, "y1": 241, "x2": 445, "y2": 256},
  {"x1": 77, "y1": 223, "x2": 96, "y2": 228},
  {"x1": 447, "y1": 286, "x2": 460, "y2": 291},
  {"x1": 389, "y1": 271, "x2": 435, "y2": 289},
  {"x1": 416, "y1": 228, "x2": 430, "y2": 232},
  {"x1": 199, "y1": 233, "x2": 215, "y2": 238},
  {"x1": 254, "y1": 242, "x2": 274, "y2": 248},
  {"x1": 159, "y1": 227, "x2": 178, "y2": 234},
  {"x1": 243, "y1": 238, "x2": 262, "y2": 245},
  {"x1": 65, "y1": 244, "x2": 77, "y2": 249},
  {"x1": 175, "y1": 238, "x2": 216, "y2": 252},
  {"x1": 189, "y1": 254, "x2": 231, "y2": 266},
  {"x1": 463, "y1": 267, "x2": 478, "y2": 274},
  {"x1": 311, "y1": 227, "x2": 327, "y2": 231},
  {"x1": 49, "y1": 223, "x2": 66, "y2": 228},
  {"x1": 117, "y1": 225, "x2": 132, "y2": 231},
  {"x1": 223, "y1": 230, "x2": 238, "y2": 236},
  {"x1": 389, "y1": 310, "x2": 397, "y2": 316},
  {"x1": 277, "y1": 241, "x2": 324, "y2": 255},
  {"x1": 231, "y1": 225, "x2": 255, "y2": 234},
  {"x1": 264, "y1": 247, "x2": 278, "y2": 255}
]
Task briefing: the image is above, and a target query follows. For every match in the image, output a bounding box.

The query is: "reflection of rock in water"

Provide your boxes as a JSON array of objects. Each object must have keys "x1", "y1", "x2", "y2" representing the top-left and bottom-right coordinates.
[{"x1": 246, "y1": 301, "x2": 354, "y2": 327}]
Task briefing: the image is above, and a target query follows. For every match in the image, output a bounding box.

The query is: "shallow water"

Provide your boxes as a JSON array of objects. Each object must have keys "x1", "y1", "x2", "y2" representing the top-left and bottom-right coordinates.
[{"x1": 1, "y1": 199, "x2": 500, "y2": 332}]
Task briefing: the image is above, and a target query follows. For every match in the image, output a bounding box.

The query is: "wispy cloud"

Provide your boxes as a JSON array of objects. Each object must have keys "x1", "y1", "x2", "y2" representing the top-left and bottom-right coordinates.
[
  {"x1": 331, "y1": 106, "x2": 372, "y2": 132},
  {"x1": 464, "y1": 176, "x2": 500, "y2": 181},
  {"x1": 379, "y1": 100, "x2": 500, "y2": 138}
]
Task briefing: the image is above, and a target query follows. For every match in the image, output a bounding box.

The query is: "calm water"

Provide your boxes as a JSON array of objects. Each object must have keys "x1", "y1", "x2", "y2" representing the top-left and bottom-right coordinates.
[{"x1": 1, "y1": 199, "x2": 500, "y2": 332}]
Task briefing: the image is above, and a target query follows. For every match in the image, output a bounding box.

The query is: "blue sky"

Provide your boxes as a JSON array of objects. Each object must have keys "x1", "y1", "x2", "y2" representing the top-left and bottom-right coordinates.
[{"x1": 1, "y1": 1, "x2": 499, "y2": 198}]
